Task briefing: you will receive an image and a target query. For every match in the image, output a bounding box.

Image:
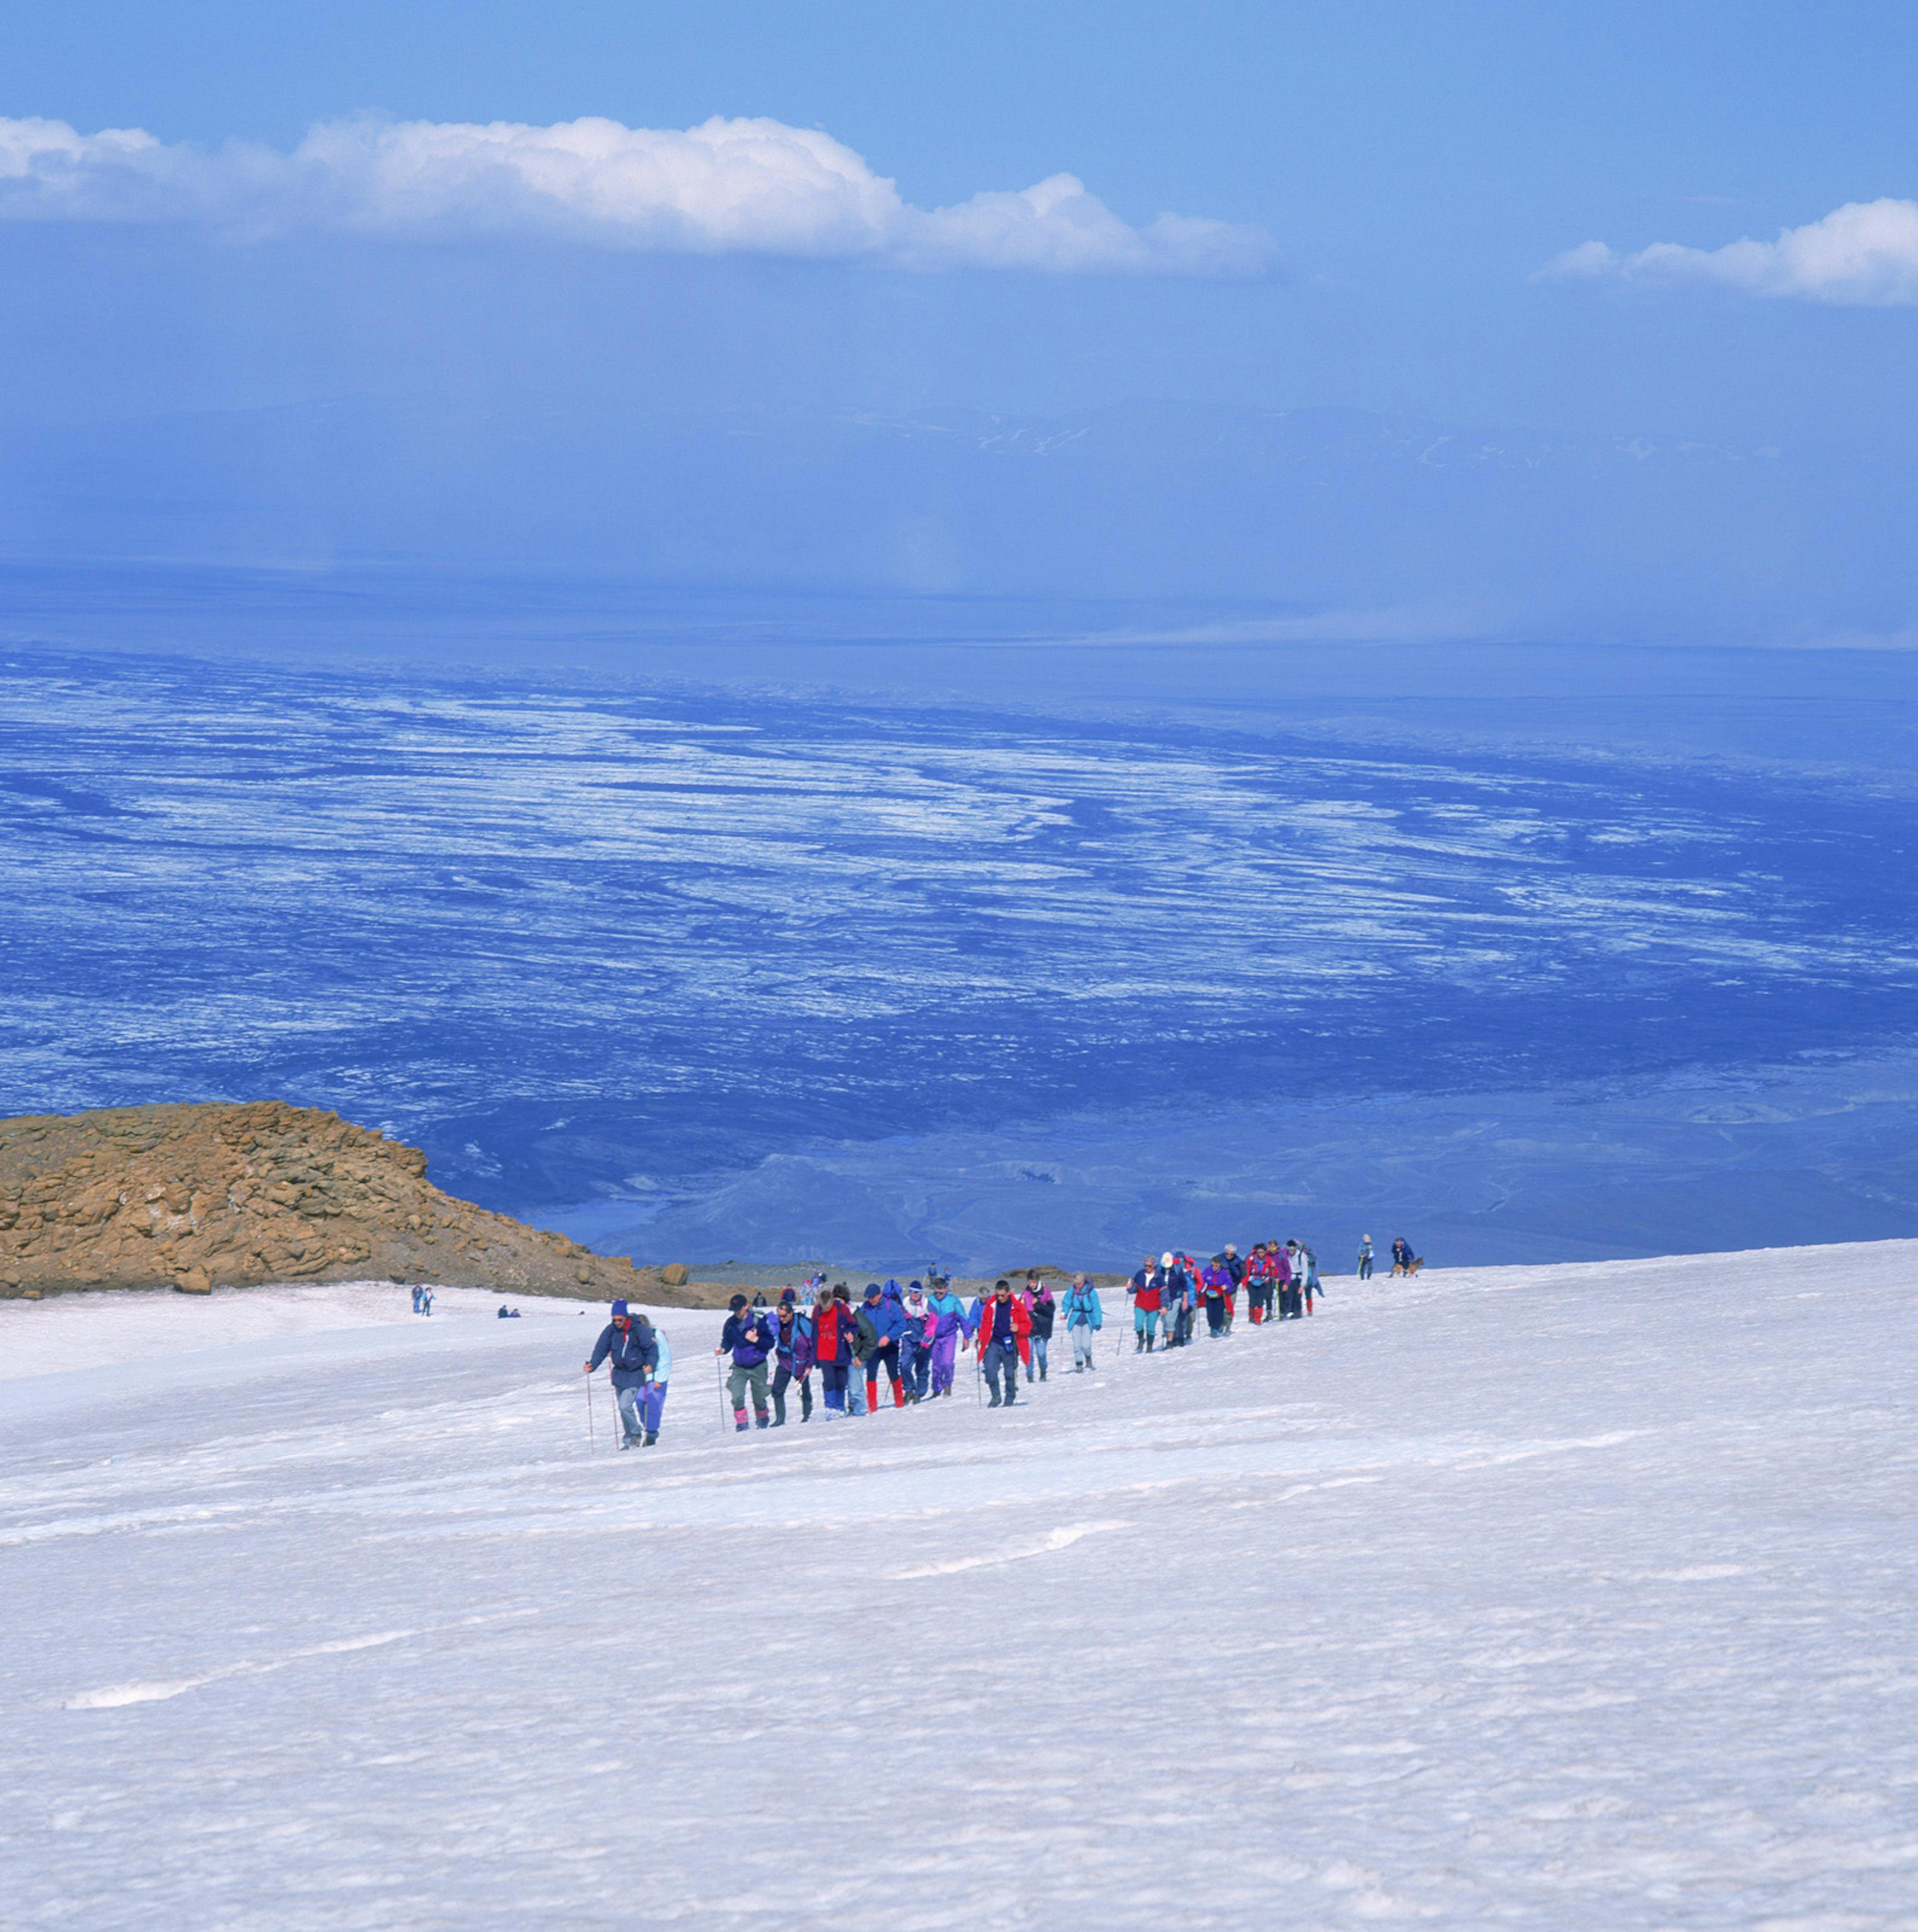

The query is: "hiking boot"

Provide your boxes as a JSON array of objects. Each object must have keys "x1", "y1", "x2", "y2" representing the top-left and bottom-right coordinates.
[
  {"x1": 643, "y1": 1431, "x2": 658, "y2": 1446},
  {"x1": 987, "y1": 1393, "x2": 1001, "y2": 1408}
]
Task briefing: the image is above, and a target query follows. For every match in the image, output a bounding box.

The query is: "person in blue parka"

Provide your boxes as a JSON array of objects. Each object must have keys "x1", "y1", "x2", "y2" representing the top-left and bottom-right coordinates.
[
  {"x1": 861, "y1": 1282, "x2": 909, "y2": 1412},
  {"x1": 1061, "y1": 1273, "x2": 1103, "y2": 1372},
  {"x1": 584, "y1": 1299, "x2": 661, "y2": 1450}
]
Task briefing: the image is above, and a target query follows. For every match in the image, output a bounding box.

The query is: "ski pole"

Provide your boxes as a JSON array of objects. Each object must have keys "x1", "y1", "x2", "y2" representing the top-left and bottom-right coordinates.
[
  {"x1": 716, "y1": 1354, "x2": 730, "y2": 1434},
  {"x1": 586, "y1": 1370, "x2": 596, "y2": 1454}
]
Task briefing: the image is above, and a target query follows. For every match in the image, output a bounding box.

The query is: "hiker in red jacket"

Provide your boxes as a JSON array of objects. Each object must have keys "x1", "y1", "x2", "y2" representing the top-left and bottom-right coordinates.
[
  {"x1": 1127, "y1": 1252, "x2": 1163, "y2": 1351},
  {"x1": 974, "y1": 1278, "x2": 1032, "y2": 1408}
]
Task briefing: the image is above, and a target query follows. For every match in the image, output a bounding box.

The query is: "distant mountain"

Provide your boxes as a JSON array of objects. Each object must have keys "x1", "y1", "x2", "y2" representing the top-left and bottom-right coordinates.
[{"x1": 3, "y1": 396, "x2": 1913, "y2": 642}]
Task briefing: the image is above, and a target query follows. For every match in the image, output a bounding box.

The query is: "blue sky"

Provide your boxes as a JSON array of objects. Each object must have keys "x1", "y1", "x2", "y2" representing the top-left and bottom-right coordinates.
[{"x1": 4, "y1": 2, "x2": 1917, "y2": 623}]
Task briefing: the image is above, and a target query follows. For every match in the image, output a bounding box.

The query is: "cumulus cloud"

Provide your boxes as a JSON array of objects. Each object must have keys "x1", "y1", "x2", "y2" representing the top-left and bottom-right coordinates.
[
  {"x1": 1545, "y1": 198, "x2": 1918, "y2": 306},
  {"x1": 0, "y1": 113, "x2": 1277, "y2": 276}
]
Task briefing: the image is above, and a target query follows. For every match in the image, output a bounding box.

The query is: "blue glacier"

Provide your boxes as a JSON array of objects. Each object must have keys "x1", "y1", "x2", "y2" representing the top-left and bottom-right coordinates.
[{"x1": 3, "y1": 570, "x2": 1915, "y2": 1272}]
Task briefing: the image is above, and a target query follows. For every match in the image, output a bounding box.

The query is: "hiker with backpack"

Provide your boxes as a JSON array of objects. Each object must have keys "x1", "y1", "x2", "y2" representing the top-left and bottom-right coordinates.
[
  {"x1": 770, "y1": 1291, "x2": 815, "y2": 1425},
  {"x1": 1023, "y1": 1277, "x2": 1057, "y2": 1381},
  {"x1": 811, "y1": 1286, "x2": 857, "y2": 1416},
  {"x1": 975, "y1": 1278, "x2": 1032, "y2": 1407},
  {"x1": 716, "y1": 1294, "x2": 775, "y2": 1432},
  {"x1": 862, "y1": 1282, "x2": 909, "y2": 1412},
  {"x1": 925, "y1": 1280, "x2": 969, "y2": 1398},
  {"x1": 1128, "y1": 1253, "x2": 1163, "y2": 1351},
  {"x1": 584, "y1": 1298, "x2": 662, "y2": 1450},
  {"x1": 899, "y1": 1282, "x2": 935, "y2": 1402},
  {"x1": 1061, "y1": 1274, "x2": 1103, "y2": 1370}
]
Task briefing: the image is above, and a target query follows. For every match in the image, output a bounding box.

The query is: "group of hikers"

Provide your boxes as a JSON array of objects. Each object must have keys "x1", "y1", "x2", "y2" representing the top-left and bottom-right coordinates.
[{"x1": 582, "y1": 1231, "x2": 1420, "y2": 1450}]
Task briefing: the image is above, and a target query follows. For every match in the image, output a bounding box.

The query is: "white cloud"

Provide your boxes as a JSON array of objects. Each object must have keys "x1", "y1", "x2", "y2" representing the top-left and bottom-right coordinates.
[
  {"x1": 0, "y1": 113, "x2": 1277, "y2": 276},
  {"x1": 1545, "y1": 198, "x2": 1918, "y2": 306}
]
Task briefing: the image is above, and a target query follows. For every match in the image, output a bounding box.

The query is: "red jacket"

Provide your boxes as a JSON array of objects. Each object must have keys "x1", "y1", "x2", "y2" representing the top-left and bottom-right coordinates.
[{"x1": 974, "y1": 1293, "x2": 1032, "y2": 1364}]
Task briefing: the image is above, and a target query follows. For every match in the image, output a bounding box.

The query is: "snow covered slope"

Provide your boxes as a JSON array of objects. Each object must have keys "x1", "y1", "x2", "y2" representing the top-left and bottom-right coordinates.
[{"x1": 3, "y1": 1245, "x2": 1915, "y2": 1929}]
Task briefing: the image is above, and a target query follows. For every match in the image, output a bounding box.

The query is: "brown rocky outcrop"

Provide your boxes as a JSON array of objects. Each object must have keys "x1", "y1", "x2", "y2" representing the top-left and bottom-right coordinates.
[{"x1": 0, "y1": 1102, "x2": 708, "y2": 1304}]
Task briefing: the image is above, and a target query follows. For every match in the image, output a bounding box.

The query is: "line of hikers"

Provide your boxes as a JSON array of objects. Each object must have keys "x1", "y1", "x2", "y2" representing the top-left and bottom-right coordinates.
[{"x1": 580, "y1": 1228, "x2": 1420, "y2": 1447}]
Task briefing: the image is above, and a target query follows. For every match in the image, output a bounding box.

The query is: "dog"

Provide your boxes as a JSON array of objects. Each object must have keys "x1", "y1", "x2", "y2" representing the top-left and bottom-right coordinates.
[{"x1": 1405, "y1": 1256, "x2": 1424, "y2": 1277}]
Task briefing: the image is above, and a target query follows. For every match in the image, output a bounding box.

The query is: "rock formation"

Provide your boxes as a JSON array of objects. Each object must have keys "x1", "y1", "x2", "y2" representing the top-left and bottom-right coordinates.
[{"x1": 0, "y1": 1102, "x2": 702, "y2": 1303}]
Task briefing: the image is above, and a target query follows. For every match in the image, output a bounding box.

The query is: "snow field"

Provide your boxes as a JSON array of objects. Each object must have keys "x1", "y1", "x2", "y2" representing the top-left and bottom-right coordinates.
[{"x1": 1, "y1": 1244, "x2": 1915, "y2": 1929}]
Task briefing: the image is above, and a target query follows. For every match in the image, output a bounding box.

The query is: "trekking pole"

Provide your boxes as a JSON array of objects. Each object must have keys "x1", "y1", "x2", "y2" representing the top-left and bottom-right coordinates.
[
  {"x1": 715, "y1": 1354, "x2": 730, "y2": 1434},
  {"x1": 585, "y1": 1371, "x2": 596, "y2": 1454}
]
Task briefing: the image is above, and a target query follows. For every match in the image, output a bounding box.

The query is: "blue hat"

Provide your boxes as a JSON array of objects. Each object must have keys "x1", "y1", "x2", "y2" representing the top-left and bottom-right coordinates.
[
  {"x1": 863, "y1": 1282, "x2": 881, "y2": 1297},
  {"x1": 610, "y1": 1299, "x2": 629, "y2": 1317}
]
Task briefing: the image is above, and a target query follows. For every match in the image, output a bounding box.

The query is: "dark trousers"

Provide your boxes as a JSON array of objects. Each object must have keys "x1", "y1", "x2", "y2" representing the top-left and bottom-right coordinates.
[
  {"x1": 771, "y1": 1365, "x2": 812, "y2": 1422},
  {"x1": 901, "y1": 1340, "x2": 931, "y2": 1398},
  {"x1": 982, "y1": 1342, "x2": 1020, "y2": 1404},
  {"x1": 1205, "y1": 1299, "x2": 1225, "y2": 1335},
  {"x1": 1358, "y1": 1256, "x2": 1373, "y2": 1279}
]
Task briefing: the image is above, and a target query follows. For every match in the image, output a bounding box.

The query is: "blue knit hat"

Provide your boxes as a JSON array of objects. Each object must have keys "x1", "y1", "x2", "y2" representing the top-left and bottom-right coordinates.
[{"x1": 610, "y1": 1299, "x2": 629, "y2": 1318}]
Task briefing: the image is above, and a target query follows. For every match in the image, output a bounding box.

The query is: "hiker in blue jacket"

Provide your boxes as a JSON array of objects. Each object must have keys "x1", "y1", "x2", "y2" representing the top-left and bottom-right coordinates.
[
  {"x1": 862, "y1": 1282, "x2": 909, "y2": 1412},
  {"x1": 584, "y1": 1299, "x2": 661, "y2": 1450},
  {"x1": 715, "y1": 1294, "x2": 775, "y2": 1432},
  {"x1": 1061, "y1": 1274, "x2": 1103, "y2": 1372}
]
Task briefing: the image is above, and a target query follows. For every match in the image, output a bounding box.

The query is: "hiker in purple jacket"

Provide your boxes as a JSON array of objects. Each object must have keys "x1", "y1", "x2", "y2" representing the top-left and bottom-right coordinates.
[{"x1": 715, "y1": 1294, "x2": 775, "y2": 1432}]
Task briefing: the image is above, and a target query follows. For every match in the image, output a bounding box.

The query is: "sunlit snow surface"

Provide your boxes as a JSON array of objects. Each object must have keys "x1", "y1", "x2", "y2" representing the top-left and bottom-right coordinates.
[
  {"x1": 2, "y1": 631, "x2": 1917, "y2": 1265},
  {"x1": 2, "y1": 1251, "x2": 1915, "y2": 1928}
]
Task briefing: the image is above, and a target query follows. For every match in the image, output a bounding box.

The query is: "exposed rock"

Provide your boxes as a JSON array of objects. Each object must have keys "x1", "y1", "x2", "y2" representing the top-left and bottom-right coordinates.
[{"x1": 0, "y1": 1102, "x2": 713, "y2": 1305}]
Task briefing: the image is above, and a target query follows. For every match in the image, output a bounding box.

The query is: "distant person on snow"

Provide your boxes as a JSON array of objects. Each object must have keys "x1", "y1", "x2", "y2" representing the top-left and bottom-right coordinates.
[
  {"x1": 1218, "y1": 1245, "x2": 1244, "y2": 1330},
  {"x1": 1199, "y1": 1256, "x2": 1233, "y2": 1337},
  {"x1": 1357, "y1": 1235, "x2": 1374, "y2": 1280},
  {"x1": 1242, "y1": 1243, "x2": 1271, "y2": 1324},
  {"x1": 843, "y1": 1286, "x2": 873, "y2": 1414},
  {"x1": 770, "y1": 1290, "x2": 814, "y2": 1426},
  {"x1": 1128, "y1": 1254, "x2": 1163, "y2": 1351},
  {"x1": 643, "y1": 1322, "x2": 672, "y2": 1441},
  {"x1": 811, "y1": 1287, "x2": 857, "y2": 1416},
  {"x1": 411, "y1": 1284, "x2": 422, "y2": 1314},
  {"x1": 716, "y1": 1294, "x2": 775, "y2": 1432},
  {"x1": 899, "y1": 1283, "x2": 935, "y2": 1402},
  {"x1": 420, "y1": 1288, "x2": 434, "y2": 1317},
  {"x1": 862, "y1": 1282, "x2": 909, "y2": 1412},
  {"x1": 1061, "y1": 1273, "x2": 1103, "y2": 1371},
  {"x1": 976, "y1": 1278, "x2": 1031, "y2": 1407},
  {"x1": 924, "y1": 1281, "x2": 969, "y2": 1398},
  {"x1": 1299, "y1": 1242, "x2": 1321, "y2": 1314},
  {"x1": 1023, "y1": 1277, "x2": 1056, "y2": 1381},
  {"x1": 1158, "y1": 1252, "x2": 1193, "y2": 1347},
  {"x1": 584, "y1": 1298, "x2": 661, "y2": 1450},
  {"x1": 1391, "y1": 1236, "x2": 1414, "y2": 1277}
]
